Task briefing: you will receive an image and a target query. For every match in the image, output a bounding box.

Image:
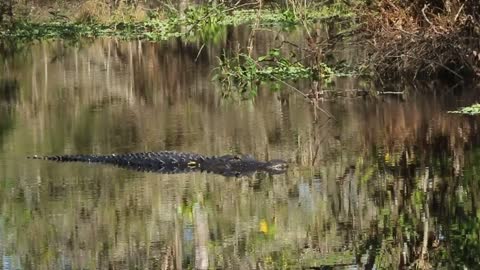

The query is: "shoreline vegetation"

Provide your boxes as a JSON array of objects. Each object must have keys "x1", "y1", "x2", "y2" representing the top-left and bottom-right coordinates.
[
  {"x1": 0, "y1": 0, "x2": 479, "y2": 107},
  {"x1": 0, "y1": 2, "x2": 354, "y2": 41}
]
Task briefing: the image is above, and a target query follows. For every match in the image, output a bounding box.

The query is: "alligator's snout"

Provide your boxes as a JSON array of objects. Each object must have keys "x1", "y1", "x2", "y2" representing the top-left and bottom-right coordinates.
[{"x1": 266, "y1": 160, "x2": 288, "y2": 171}]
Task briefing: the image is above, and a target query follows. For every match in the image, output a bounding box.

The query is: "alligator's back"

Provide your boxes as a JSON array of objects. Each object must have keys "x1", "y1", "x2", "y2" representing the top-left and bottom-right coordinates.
[{"x1": 29, "y1": 151, "x2": 207, "y2": 174}]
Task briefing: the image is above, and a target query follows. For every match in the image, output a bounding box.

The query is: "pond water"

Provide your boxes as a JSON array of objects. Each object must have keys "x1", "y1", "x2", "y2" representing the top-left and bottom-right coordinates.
[{"x1": 1, "y1": 29, "x2": 480, "y2": 269}]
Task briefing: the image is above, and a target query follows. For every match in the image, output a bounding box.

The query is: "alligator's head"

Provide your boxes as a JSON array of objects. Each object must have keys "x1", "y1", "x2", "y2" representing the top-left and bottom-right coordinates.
[{"x1": 202, "y1": 154, "x2": 288, "y2": 176}]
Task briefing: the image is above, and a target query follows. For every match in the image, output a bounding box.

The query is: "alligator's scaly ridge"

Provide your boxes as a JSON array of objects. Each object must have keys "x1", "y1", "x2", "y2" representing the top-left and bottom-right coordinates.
[{"x1": 28, "y1": 151, "x2": 288, "y2": 177}]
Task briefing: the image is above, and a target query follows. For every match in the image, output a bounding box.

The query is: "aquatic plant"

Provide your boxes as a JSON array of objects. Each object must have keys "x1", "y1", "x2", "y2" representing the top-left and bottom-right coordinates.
[
  {"x1": 214, "y1": 49, "x2": 316, "y2": 98},
  {"x1": 448, "y1": 104, "x2": 480, "y2": 115},
  {"x1": 213, "y1": 44, "x2": 368, "y2": 100}
]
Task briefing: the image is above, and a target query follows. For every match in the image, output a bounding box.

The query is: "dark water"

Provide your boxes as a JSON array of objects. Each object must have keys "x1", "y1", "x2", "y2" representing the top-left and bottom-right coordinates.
[{"x1": 1, "y1": 33, "x2": 480, "y2": 269}]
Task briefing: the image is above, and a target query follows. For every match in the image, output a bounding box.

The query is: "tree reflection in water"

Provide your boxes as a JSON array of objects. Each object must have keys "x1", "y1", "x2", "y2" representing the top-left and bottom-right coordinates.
[{"x1": 0, "y1": 37, "x2": 479, "y2": 269}]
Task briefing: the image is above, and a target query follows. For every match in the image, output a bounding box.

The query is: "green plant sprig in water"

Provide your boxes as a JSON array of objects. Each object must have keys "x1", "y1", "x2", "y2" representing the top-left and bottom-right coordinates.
[
  {"x1": 215, "y1": 49, "x2": 327, "y2": 99},
  {"x1": 448, "y1": 104, "x2": 480, "y2": 115}
]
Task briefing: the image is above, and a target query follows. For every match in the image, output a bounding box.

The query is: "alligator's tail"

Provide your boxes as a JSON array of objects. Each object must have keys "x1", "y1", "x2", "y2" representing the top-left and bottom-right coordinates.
[{"x1": 27, "y1": 154, "x2": 104, "y2": 163}]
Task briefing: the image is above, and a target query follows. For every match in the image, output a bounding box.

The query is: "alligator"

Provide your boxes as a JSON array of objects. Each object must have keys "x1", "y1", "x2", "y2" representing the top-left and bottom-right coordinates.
[{"x1": 28, "y1": 151, "x2": 288, "y2": 177}]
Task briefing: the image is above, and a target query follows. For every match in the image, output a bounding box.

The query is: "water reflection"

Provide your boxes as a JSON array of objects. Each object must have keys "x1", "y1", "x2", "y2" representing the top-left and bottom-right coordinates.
[
  {"x1": 0, "y1": 79, "x2": 18, "y2": 103},
  {"x1": 0, "y1": 35, "x2": 479, "y2": 269}
]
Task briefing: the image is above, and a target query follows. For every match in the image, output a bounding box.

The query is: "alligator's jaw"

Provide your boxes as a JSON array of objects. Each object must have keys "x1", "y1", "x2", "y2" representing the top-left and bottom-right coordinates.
[
  {"x1": 268, "y1": 163, "x2": 288, "y2": 171},
  {"x1": 264, "y1": 159, "x2": 288, "y2": 173}
]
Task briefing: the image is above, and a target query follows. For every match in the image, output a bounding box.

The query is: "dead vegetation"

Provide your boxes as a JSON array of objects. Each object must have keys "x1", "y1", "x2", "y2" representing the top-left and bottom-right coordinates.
[
  {"x1": 365, "y1": 0, "x2": 480, "y2": 82},
  {"x1": 2, "y1": 0, "x2": 149, "y2": 24}
]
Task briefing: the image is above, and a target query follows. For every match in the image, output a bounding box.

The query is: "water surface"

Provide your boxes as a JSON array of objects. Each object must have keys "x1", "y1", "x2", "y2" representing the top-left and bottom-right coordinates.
[{"x1": 1, "y1": 34, "x2": 480, "y2": 269}]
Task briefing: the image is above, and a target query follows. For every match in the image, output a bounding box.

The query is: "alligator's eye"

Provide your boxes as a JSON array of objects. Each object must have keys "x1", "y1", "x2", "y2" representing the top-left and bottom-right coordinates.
[
  {"x1": 233, "y1": 155, "x2": 241, "y2": 160},
  {"x1": 187, "y1": 161, "x2": 198, "y2": 167}
]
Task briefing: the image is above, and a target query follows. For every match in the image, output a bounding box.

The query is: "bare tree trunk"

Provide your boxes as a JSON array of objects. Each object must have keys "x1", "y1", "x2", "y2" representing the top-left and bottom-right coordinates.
[
  {"x1": 8, "y1": 0, "x2": 13, "y2": 20},
  {"x1": 179, "y1": 0, "x2": 188, "y2": 18},
  {"x1": 0, "y1": 0, "x2": 14, "y2": 24},
  {"x1": 0, "y1": 1, "x2": 5, "y2": 23},
  {"x1": 247, "y1": 0, "x2": 263, "y2": 56}
]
